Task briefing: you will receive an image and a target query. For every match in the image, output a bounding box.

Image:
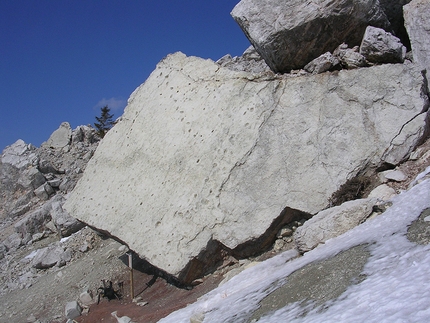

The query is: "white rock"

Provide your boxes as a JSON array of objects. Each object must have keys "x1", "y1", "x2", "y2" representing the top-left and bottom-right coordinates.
[
  {"x1": 42, "y1": 122, "x2": 72, "y2": 149},
  {"x1": 368, "y1": 184, "x2": 397, "y2": 201},
  {"x1": 359, "y1": 26, "x2": 406, "y2": 63},
  {"x1": 380, "y1": 169, "x2": 407, "y2": 182},
  {"x1": 304, "y1": 52, "x2": 339, "y2": 74},
  {"x1": 294, "y1": 198, "x2": 377, "y2": 253},
  {"x1": 1, "y1": 139, "x2": 36, "y2": 169},
  {"x1": 64, "y1": 52, "x2": 429, "y2": 284},
  {"x1": 64, "y1": 301, "x2": 81, "y2": 320}
]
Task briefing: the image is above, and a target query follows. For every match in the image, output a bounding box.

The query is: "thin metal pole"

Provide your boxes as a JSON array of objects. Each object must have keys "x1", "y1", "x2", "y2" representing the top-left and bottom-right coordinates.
[{"x1": 128, "y1": 253, "x2": 134, "y2": 299}]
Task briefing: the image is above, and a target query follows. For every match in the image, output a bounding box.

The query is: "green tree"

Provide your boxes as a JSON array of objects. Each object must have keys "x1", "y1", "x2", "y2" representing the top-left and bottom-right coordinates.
[{"x1": 94, "y1": 105, "x2": 116, "y2": 138}]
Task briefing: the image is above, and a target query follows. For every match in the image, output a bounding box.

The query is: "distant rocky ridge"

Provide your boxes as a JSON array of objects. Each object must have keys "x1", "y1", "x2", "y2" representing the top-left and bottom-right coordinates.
[
  {"x1": 0, "y1": 123, "x2": 99, "y2": 255},
  {"x1": 64, "y1": 0, "x2": 430, "y2": 285}
]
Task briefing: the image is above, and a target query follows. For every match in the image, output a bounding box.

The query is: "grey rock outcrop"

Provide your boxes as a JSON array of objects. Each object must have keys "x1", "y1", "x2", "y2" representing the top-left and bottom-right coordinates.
[
  {"x1": 216, "y1": 46, "x2": 272, "y2": 74},
  {"x1": 1, "y1": 139, "x2": 38, "y2": 169},
  {"x1": 304, "y1": 52, "x2": 339, "y2": 74},
  {"x1": 333, "y1": 44, "x2": 368, "y2": 69},
  {"x1": 50, "y1": 195, "x2": 84, "y2": 237},
  {"x1": 31, "y1": 244, "x2": 71, "y2": 269},
  {"x1": 13, "y1": 189, "x2": 83, "y2": 241},
  {"x1": 359, "y1": 26, "x2": 406, "y2": 63},
  {"x1": 404, "y1": 0, "x2": 430, "y2": 75},
  {"x1": 294, "y1": 198, "x2": 376, "y2": 253},
  {"x1": 64, "y1": 52, "x2": 429, "y2": 284},
  {"x1": 231, "y1": 0, "x2": 390, "y2": 72},
  {"x1": 42, "y1": 122, "x2": 72, "y2": 149},
  {"x1": 1, "y1": 124, "x2": 99, "y2": 220},
  {"x1": 14, "y1": 202, "x2": 53, "y2": 239}
]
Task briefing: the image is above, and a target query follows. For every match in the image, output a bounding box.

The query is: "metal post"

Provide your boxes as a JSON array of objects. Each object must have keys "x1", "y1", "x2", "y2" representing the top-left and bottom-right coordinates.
[{"x1": 127, "y1": 253, "x2": 134, "y2": 299}]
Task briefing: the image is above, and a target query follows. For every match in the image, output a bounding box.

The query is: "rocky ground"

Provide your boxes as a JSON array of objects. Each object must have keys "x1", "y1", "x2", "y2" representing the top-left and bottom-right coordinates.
[{"x1": 0, "y1": 137, "x2": 429, "y2": 323}]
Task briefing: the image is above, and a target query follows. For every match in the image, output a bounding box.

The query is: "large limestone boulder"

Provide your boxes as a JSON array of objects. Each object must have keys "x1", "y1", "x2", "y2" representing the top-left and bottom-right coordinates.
[
  {"x1": 231, "y1": 0, "x2": 390, "y2": 72},
  {"x1": 64, "y1": 52, "x2": 429, "y2": 284}
]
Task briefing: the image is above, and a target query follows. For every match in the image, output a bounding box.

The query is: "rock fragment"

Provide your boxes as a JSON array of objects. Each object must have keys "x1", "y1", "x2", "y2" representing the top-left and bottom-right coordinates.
[
  {"x1": 231, "y1": 0, "x2": 390, "y2": 72},
  {"x1": 359, "y1": 26, "x2": 406, "y2": 63}
]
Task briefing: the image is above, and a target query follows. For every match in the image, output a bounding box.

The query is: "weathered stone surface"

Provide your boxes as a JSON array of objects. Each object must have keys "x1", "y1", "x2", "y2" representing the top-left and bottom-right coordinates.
[
  {"x1": 359, "y1": 26, "x2": 406, "y2": 63},
  {"x1": 79, "y1": 291, "x2": 93, "y2": 306},
  {"x1": 31, "y1": 245, "x2": 67, "y2": 269},
  {"x1": 50, "y1": 195, "x2": 84, "y2": 237},
  {"x1": 404, "y1": 0, "x2": 430, "y2": 75},
  {"x1": 304, "y1": 52, "x2": 339, "y2": 74},
  {"x1": 64, "y1": 52, "x2": 429, "y2": 283},
  {"x1": 1, "y1": 124, "x2": 99, "y2": 220},
  {"x1": 1, "y1": 139, "x2": 38, "y2": 169},
  {"x1": 65, "y1": 301, "x2": 82, "y2": 320},
  {"x1": 294, "y1": 198, "x2": 376, "y2": 253},
  {"x1": 368, "y1": 184, "x2": 396, "y2": 201},
  {"x1": 3, "y1": 232, "x2": 22, "y2": 250},
  {"x1": 216, "y1": 46, "x2": 272, "y2": 74},
  {"x1": 231, "y1": 0, "x2": 390, "y2": 72},
  {"x1": 71, "y1": 125, "x2": 98, "y2": 145},
  {"x1": 333, "y1": 43, "x2": 368, "y2": 69},
  {"x1": 42, "y1": 122, "x2": 72, "y2": 149},
  {"x1": 34, "y1": 183, "x2": 51, "y2": 200},
  {"x1": 13, "y1": 195, "x2": 83, "y2": 239},
  {"x1": 14, "y1": 203, "x2": 52, "y2": 238},
  {"x1": 379, "y1": 169, "x2": 407, "y2": 182}
]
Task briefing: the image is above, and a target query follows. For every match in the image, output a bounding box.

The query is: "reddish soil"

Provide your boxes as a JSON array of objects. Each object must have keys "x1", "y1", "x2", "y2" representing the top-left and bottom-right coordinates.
[{"x1": 75, "y1": 269, "x2": 223, "y2": 323}]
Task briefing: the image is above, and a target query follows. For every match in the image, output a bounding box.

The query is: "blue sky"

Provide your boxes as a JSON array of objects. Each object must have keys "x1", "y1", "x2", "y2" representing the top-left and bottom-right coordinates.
[{"x1": 0, "y1": 0, "x2": 250, "y2": 151}]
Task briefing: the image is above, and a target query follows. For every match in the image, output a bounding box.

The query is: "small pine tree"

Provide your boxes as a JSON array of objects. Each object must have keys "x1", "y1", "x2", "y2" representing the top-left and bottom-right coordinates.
[{"x1": 94, "y1": 105, "x2": 116, "y2": 138}]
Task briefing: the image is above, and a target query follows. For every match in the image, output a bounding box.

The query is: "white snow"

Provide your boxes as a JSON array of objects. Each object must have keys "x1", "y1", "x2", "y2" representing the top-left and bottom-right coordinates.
[{"x1": 159, "y1": 176, "x2": 430, "y2": 323}]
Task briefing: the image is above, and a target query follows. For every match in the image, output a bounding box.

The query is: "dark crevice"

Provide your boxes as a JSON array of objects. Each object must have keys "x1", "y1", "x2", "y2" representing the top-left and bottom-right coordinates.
[
  {"x1": 110, "y1": 207, "x2": 312, "y2": 287},
  {"x1": 231, "y1": 207, "x2": 312, "y2": 258}
]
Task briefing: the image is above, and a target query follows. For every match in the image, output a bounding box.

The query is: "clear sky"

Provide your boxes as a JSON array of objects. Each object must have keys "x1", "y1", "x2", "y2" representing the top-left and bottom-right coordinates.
[{"x1": 0, "y1": 0, "x2": 250, "y2": 152}]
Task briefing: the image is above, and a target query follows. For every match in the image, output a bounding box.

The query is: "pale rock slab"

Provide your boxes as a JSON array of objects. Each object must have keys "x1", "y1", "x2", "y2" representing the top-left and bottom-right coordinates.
[
  {"x1": 31, "y1": 245, "x2": 67, "y2": 269},
  {"x1": 79, "y1": 291, "x2": 93, "y2": 307},
  {"x1": 64, "y1": 52, "x2": 429, "y2": 284},
  {"x1": 216, "y1": 46, "x2": 271, "y2": 74},
  {"x1": 42, "y1": 122, "x2": 72, "y2": 149},
  {"x1": 368, "y1": 184, "x2": 397, "y2": 201},
  {"x1": 379, "y1": 169, "x2": 407, "y2": 182},
  {"x1": 1, "y1": 139, "x2": 38, "y2": 169},
  {"x1": 231, "y1": 0, "x2": 390, "y2": 72},
  {"x1": 359, "y1": 26, "x2": 406, "y2": 63},
  {"x1": 294, "y1": 198, "x2": 377, "y2": 253}
]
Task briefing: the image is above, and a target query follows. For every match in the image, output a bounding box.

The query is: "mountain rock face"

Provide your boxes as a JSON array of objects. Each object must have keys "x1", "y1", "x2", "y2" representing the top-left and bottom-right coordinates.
[
  {"x1": 64, "y1": 50, "x2": 429, "y2": 283},
  {"x1": 231, "y1": 0, "x2": 391, "y2": 72}
]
